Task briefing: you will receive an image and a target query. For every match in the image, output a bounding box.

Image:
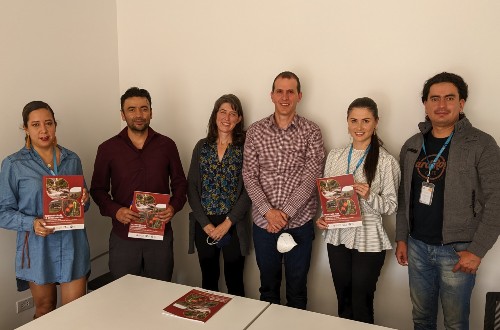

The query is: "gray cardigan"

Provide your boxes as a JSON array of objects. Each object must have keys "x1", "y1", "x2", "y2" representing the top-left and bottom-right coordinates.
[
  {"x1": 396, "y1": 117, "x2": 500, "y2": 258},
  {"x1": 187, "y1": 138, "x2": 252, "y2": 255}
]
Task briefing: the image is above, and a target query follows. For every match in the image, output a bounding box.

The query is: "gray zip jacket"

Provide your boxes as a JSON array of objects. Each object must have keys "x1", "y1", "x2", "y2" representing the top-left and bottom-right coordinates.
[{"x1": 396, "y1": 116, "x2": 500, "y2": 258}]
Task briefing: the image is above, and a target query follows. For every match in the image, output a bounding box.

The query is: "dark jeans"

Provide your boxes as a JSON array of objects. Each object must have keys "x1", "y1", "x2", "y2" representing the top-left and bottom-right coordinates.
[
  {"x1": 327, "y1": 243, "x2": 386, "y2": 324},
  {"x1": 194, "y1": 214, "x2": 245, "y2": 296},
  {"x1": 253, "y1": 221, "x2": 314, "y2": 310},
  {"x1": 109, "y1": 229, "x2": 174, "y2": 281}
]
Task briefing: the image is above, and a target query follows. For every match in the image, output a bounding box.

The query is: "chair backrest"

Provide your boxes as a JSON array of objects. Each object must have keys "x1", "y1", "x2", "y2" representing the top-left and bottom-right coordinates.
[{"x1": 484, "y1": 292, "x2": 500, "y2": 330}]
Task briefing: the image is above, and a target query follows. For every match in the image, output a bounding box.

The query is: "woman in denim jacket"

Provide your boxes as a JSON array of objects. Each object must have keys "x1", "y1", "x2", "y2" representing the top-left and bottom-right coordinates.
[{"x1": 0, "y1": 101, "x2": 90, "y2": 318}]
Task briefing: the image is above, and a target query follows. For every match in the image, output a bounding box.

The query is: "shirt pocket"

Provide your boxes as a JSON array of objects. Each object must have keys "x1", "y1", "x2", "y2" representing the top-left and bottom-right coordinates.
[{"x1": 285, "y1": 135, "x2": 308, "y2": 171}]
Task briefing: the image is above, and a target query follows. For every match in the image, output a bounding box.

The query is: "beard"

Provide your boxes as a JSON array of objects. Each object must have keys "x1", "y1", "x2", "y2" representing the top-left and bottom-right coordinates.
[{"x1": 127, "y1": 121, "x2": 150, "y2": 132}]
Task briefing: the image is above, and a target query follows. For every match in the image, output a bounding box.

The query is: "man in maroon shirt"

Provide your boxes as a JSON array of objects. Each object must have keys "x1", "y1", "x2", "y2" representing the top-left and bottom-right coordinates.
[{"x1": 90, "y1": 87, "x2": 187, "y2": 281}]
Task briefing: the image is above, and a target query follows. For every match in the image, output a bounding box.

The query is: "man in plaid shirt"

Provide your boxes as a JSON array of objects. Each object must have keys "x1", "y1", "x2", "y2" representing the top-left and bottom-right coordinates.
[{"x1": 243, "y1": 71, "x2": 325, "y2": 309}]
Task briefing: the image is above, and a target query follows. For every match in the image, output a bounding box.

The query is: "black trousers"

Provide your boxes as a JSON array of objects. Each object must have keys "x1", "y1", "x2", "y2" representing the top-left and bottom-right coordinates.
[
  {"x1": 194, "y1": 214, "x2": 245, "y2": 296},
  {"x1": 327, "y1": 243, "x2": 386, "y2": 324},
  {"x1": 109, "y1": 228, "x2": 174, "y2": 282}
]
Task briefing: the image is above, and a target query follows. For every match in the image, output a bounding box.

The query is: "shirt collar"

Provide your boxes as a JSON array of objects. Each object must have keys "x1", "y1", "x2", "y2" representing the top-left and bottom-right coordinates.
[
  {"x1": 118, "y1": 126, "x2": 157, "y2": 147},
  {"x1": 24, "y1": 145, "x2": 67, "y2": 163},
  {"x1": 267, "y1": 113, "x2": 299, "y2": 130}
]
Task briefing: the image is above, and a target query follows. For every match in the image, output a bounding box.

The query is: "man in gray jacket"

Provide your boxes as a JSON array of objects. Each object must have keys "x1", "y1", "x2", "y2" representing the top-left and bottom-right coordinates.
[{"x1": 395, "y1": 72, "x2": 500, "y2": 329}]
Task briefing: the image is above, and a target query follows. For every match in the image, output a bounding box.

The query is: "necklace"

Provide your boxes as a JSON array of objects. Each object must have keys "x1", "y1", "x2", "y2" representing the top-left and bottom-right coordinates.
[
  {"x1": 33, "y1": 146, "x2": 58, "y2": 175},
  {"x1": 42, "y1": 154, "x2": 54, "y2": 168}
]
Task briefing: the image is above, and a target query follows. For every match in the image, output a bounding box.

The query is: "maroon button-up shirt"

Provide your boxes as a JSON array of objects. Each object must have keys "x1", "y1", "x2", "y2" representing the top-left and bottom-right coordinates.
[{"x1": 90, "y1": 127, "x2": 187, "y2": 239}]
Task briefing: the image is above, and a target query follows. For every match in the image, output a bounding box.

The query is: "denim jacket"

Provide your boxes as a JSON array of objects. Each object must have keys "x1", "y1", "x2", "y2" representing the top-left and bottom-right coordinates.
[
  {"x1": 0, "y1": 146, "x2": 89, "y2": 230},
  {"x1": 0, "y1": 146, "x2": 90, "y2": 289}
]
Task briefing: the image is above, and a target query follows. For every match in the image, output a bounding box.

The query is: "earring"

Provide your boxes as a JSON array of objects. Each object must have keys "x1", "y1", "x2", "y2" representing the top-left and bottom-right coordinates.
[
  {"x1": 53, "y1": 136, "x2": 58, "y2": 146},
  {"x1": 25, "y1": 134, "x2": 31, "y2": 149}
]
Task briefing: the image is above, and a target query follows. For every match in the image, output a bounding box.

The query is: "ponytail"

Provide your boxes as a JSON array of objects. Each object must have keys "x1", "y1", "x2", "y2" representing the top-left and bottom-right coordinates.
[{"x1": 363, "y1": 132, "x2": 382, "y2": 186}]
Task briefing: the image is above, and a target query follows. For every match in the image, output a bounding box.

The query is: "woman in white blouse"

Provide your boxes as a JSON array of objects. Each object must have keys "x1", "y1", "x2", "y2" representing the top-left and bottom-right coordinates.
[{"x1": 316, "y1": 97, "x2": 400, "y2": 324}]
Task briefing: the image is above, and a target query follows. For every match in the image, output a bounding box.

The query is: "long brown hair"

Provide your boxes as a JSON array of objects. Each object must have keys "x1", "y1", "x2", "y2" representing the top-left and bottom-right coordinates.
[{"x1": 207, "y1": 94, "x2": 245, "y2": 145}]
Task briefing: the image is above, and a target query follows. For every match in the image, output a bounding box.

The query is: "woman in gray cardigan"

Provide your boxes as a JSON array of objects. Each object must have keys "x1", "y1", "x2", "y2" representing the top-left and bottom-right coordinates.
[{"x1": 187, "y1": 94, "x2": 251, "y2": 296}]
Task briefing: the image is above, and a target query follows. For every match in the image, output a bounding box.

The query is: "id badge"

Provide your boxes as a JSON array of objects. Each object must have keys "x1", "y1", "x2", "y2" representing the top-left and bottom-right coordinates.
[{"x1": 419, "y1": 181, "x2": 435, "y2": 205}]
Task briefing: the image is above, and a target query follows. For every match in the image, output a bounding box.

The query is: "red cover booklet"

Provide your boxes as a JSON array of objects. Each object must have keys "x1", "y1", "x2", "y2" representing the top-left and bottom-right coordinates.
[
  {"x1": 162, "y1": 289, "x2": 232, "y2": 323},
  {"x1": 42, "y1": 175, "x2": 85, "y2": 230},
  {"x1": 127, "y1": 191, "x2": 170, "y2": 240},
  {"x1": 316, "y1": 174, "x2": 362, "y2": 229}
]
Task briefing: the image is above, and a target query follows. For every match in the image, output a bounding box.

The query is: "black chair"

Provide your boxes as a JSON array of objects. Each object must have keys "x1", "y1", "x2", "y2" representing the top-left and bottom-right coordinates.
[{"x1": 484, "y1": 292, "x2": 500, "y2": 330}]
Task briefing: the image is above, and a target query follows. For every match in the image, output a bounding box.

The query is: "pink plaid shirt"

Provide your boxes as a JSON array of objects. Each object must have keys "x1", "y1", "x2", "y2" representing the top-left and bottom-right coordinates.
[{"x1": 243, "y1": 114, "x2": 325, "y2": 229}]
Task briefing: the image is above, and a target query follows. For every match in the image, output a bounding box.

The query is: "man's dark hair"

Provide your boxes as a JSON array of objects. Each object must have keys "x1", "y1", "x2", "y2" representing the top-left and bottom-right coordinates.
[
  {"x1": 120, "y1": 87, "x2": 152, "y2": 110},
  {"x1": 272, "y1": 71, "x2": 301, "y2": 94},
  {"x1": 421, "y1": 72, "x2": 468, "y2": 103}
]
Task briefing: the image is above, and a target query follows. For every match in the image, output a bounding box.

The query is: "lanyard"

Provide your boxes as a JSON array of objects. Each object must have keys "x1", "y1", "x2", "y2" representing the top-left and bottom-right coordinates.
[
  {"x1": 33, "y1": 146, "x2": 58, "y2": 175},
  {"x1": 50, "y1": 148, "x2": 58, "y2": 175},
  {"x1": 421, "y1": 132, "x2": 453, "y2": 181},
  {"x1": 346, "y1": 144, "x2": 370, "y2": 175}
]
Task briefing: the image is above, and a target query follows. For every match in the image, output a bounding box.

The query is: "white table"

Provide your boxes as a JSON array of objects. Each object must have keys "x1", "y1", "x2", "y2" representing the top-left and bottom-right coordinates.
[
  {"x1": 17, "y1": 274, "x2": 269, "y2": 330},
  {"x1": 247, "y1": 304, "x2": 396, "y2": 330}
]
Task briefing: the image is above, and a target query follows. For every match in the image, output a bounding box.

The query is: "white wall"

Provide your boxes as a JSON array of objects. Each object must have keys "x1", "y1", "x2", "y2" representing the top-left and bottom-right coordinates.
[
  {"x1": 116, "y1": 1, "x2": 500, "y2": 330},
  {"x1": 0, "y1": 1, "x2": 118, "y2": 329},
  {"x1": 1, "y1": 1, "x2": 499, "y2": 329}
]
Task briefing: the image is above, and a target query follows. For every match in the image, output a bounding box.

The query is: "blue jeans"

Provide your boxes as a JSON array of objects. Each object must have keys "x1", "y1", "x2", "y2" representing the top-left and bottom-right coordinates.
[
  {"x1": 253, "y1": 221, "x2": 314, "y2": 309},
  {"x1": 408, "y1": 236, "x2": 475, "y2": 330}
]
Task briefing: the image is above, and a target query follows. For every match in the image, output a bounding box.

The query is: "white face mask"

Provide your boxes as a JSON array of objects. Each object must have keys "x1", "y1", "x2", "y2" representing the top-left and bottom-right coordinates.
[{"x1": 277, "y1": 233, "x2": 297, "y2": 253}]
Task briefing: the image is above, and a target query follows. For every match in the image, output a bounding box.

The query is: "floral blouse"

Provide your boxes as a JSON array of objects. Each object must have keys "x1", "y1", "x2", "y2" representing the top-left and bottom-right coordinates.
[{"x1": 200, "y1": 142, "x2": 243, "y2": 215}]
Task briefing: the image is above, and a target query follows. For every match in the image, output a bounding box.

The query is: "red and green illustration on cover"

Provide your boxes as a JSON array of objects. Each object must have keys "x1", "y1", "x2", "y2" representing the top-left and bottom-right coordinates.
[
  {"x1": 163, "y1": 289, "x2": 232, "y2": 322},
  {"x1": 128, "y1": 191, "x2": 170, "y2": 240},
  {"x1": 43, "y1": 175, "x2": 85, "y2": 230},
  {"x1": 316, "y1": 174, "x2": 362, "y2": 229}
]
